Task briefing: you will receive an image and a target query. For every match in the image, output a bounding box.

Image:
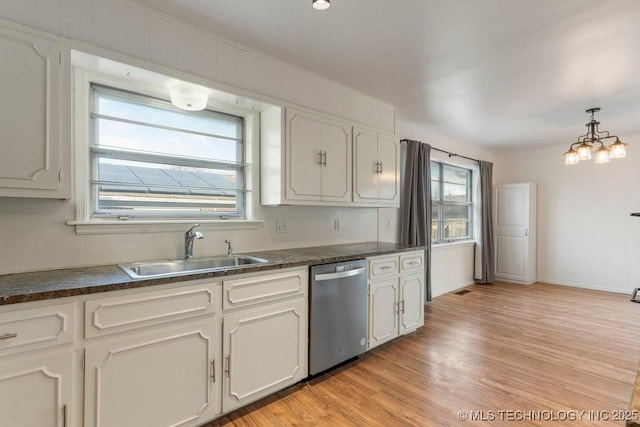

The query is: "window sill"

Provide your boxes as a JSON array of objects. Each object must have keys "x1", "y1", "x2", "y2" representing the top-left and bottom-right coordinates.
[
  {"x1": 67, "y1": 219, "x2": 264, "y2": 235},
  {"x1": 431, "y1": 240, "x2": 475, "y2": 251}
]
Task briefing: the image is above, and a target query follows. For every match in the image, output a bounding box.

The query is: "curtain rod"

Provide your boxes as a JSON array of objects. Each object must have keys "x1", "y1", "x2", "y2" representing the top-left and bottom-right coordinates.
[{"x1": 400, "y1": 139, "x2": 481, "y2": 163}]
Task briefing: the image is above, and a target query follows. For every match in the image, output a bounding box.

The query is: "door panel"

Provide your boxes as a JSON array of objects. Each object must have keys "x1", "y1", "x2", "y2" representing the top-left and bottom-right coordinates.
[
  {"x1": 377, "y1": 134, "x2": 399, "y2": 204},
  {"x1": 0, "y1": 24, "x2": 67, "y2": 195},
  {"x1": 320, "y1": 122, "x2": 351, "y2": 201},
  {"x1": 368, "y1": 278, "x2": 399, "y2": 349},
  {"x1": 495, "y1": 183, "x2": 533, "y2": 283},
  {"x1": 286, "y1": 111, "x2": 322, "y2": 200},
  {"x1": 496, "y1": 236, "x2": 525, "y2": 277},
  {"x1": 400, "y1": 274, "x2": 424, "y2": 334},
  {"x1": 85, "y1": 320, "x2": 220, "y2": 427},
  {"x1": 353, "y1": 128, "x2": 379, "y2": 202},
  {"x1": 0, "y1": 351, "x2": 72, "y2": 427},
  {"x1": 222, "y1": 299, "x2": 306, "y2": 413}
]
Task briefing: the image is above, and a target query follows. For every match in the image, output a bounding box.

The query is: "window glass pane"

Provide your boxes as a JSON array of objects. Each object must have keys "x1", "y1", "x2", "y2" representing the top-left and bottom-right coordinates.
[
  {"x1": 442, "y1": 220, "x2": 469, "y2": 239},
  {"x1": 443, "y1": 182, "x2": 470, "y2": 202},
  {"x1": 430, "y1": 162, "x2": 440, "y2": 180},
  {"x1": 89, "y1": 83, "x2": 246, "y2": 219},
  {"x1": 431, "y1": 181, "x2": 440, "y2": 200},
  {"x1": 95, "y1": 118, "x2": 240, "y2": 163},
  {"x1": 96, "y1": 91, "x2": 241, "y2": 139},
  {"x1": 431, "y1": 203, "x2": 439, "y2": 241},
  {"x1": 95, "y1": 157, "x2": 239, "y2": 214},
  {"x1": 443, "y1": 205, "x2": 470, "y2": 221},
  {"x1": 443, "y1": 165, "x2": 470, "y2": 185}
]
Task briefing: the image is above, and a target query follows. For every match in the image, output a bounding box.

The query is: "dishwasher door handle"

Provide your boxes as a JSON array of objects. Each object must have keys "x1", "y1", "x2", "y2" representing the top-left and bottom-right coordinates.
[{"x1": 314, "y1": 267, "x2": 366, "y2": 281}]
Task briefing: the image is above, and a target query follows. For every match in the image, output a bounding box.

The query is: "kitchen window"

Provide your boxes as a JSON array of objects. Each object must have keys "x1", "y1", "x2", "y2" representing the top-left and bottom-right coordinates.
[
  {"x1": 431, "y1": 162, "x2": 473, "y2": 243},
  {"x1": 89, "y1": 84, "x2": 246, "y2": 219}
]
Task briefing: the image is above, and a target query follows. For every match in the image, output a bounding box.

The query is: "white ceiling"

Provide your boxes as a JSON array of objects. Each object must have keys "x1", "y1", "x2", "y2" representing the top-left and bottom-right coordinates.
[{"x1": 133, "y1": 0, "x2": 640, "y2": 151}]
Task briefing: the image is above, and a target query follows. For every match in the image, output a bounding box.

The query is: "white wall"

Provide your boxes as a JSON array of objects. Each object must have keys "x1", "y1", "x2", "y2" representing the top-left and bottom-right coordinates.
[
  {"x1": 497, "y1": 135, "x2": 640, "y2": 294},
  {"x1": 0, "y1": 1, "x2": 386, "y2": 274},
  {"x1": 0, "y1": 196, "x2": 378, "y2": 274},
  {"x1": 379, "y1": 120, "x2": 501, "y2": 297}
]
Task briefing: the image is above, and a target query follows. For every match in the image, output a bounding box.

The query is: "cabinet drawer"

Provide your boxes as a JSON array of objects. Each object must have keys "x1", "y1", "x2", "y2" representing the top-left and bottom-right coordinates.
[
  {"x1": 369, "y1": 255, "x2": 399, "y2": 279},
  {"x1": 0, "y1": 303, "x2": 75, "y2": 354},
  {"x1": 85, "y1": 282, "x2": 219, "y2": 338},
  {"x1": 400, "y1": 251, "x2": 425, "y2": 274},
  {"x1": 223, "y1": 269, "x2": 306, "y2": 310}
]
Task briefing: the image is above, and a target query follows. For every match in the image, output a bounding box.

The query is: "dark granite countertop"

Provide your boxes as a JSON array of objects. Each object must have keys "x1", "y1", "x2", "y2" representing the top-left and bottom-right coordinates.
[{"x1": 0, "y1": 242, "x2": 424, "y2": 306}]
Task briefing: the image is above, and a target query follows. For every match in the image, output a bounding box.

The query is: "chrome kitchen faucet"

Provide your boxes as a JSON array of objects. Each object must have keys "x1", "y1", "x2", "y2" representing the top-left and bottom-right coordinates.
[{"x1": 184, "y1": 224, "x2": 204, "y2": 259}]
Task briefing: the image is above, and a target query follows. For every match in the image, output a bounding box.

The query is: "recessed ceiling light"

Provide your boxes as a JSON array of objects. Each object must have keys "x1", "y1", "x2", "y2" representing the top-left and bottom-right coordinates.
[{"x1": 312, "y1": 0, "x2": 330, "y2": 11}]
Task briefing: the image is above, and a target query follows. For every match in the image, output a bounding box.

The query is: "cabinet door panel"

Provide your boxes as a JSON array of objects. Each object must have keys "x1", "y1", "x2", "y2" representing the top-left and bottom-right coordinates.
[
  {"x1": 400, "y1": 274, "x2": 424, "y2": 334},
  {"x1": 353, "y1": 127, "x2": 379, "y2": 203},
  {"x1": 0, "y1": 351, "x2": 73, "y2": 427},
  {"x1": 377, "y1": 134, "x2": 400, "y2": 204},
  {"x1": 223, "y1": 298, "x2": 306, "y2": 413},
  {"x1": 320, "y1": 122, "x2": 351, "y2": 202},
  {"x1": 285, "y1": 110, "x2": 322, "y2": 201},
  {"x1": 0, "y1": 23, "x2": 68, "y2": 196},
  {"x1": 368, "y1": 278, "x2": 399, "y2": 350},
  {"x1": 85, "y1": 320, "x2": 220, "y2": 427}
]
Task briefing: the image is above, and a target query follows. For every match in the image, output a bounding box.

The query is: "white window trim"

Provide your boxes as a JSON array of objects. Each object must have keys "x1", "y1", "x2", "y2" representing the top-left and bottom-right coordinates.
[
  {"x1": 69, "y1": 59, "x2": 264, "y2": 235},
  {"x1": 430, "y1": 152, "x2": 479, "y2": 246}
]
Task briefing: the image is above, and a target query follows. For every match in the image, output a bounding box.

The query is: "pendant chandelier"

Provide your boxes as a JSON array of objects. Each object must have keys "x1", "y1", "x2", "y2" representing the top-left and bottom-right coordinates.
[{"x1": 564, "y1": 108, "x2": 628, "y2": 165}]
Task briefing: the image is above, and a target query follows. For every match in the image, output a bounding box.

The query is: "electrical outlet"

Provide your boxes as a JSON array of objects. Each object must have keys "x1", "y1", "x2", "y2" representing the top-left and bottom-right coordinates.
[
  {"x1": 333, "y1": 218, "x2": 340, "y2": 231},
  {"x1": 276, "y1": 219, "x2": 287, "y2": 233}
]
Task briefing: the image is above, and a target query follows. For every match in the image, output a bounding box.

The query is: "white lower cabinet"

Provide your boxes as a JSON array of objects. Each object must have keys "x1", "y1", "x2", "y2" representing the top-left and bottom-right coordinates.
[
  {"x1": 368, "y1": 251, "x2": 425, "y2": 350},
  {"x1": 0, "y1": 351, "x2": 74, "y2": 427},
  {"x1": 0, "y1": 268, "x2": 309, "y2": 426},
  {"x1": 222, "y1": 298, "x2": 307, "y2": 413},
  {"x1": 84, "y1": 320, "x2": 220, "y2": 427},
  {"x1": 399, "y1": 274, "x2": 424, "y2": 334},
  {"x1": 368, "y1": 278, "x2": 400, "y2": 348}
]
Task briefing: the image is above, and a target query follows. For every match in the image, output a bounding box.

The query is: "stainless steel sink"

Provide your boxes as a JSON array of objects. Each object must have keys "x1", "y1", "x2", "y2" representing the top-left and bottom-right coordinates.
[{"x1": 119, "y1": 255, "x2": 269, "y2": 279}]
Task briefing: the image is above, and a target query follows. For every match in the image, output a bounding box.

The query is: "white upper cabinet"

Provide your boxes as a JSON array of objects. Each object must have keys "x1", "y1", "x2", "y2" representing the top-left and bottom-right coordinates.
[
  {"x1": 353, "y1": 127, "x2": 400, "y2": 207},
  {"x1": 0, "y1": 19, "x2": 70, "y2": 198},
  {"x1": 262, "y1": 109, "x2": 400, "y2": 207},
  {"x1": 286, "y1": 109, "x2": 351, "y2": 203},
  {"x1": 261, "y1": 107, "x2": 352, "y2": 206}
]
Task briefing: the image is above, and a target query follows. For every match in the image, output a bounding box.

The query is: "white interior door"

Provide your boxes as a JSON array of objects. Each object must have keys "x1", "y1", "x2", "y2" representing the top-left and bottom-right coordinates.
[{"x1": 494, "y1": 183, "x2": 532, "y2": 283}]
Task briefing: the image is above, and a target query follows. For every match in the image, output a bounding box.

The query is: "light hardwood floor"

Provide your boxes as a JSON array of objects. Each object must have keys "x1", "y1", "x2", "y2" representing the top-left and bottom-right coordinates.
[{"x1": 208, "y1": 282, "x2": 640, "y2": 426}]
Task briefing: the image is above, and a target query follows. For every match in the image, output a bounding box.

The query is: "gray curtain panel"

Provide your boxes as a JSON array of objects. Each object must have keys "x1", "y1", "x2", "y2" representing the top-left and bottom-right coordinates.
[
  {"x1": 477, "y1": 160, "x2": 495, "y2": 284},
  {"x1": 400, "y1": 139, "x2": 432, "y2": 301}
]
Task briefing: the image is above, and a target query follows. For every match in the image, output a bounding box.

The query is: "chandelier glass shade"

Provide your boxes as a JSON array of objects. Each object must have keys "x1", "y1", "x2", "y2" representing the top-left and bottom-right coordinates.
[{"x1": 563, "y1": 108, "x2": 628, "y2": 165}]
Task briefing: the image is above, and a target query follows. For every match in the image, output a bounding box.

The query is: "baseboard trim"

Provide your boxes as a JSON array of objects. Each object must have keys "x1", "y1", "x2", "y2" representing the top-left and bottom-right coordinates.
[
  {"x1": 537, "y1": 278, "x2": 631, "y2": 295},
  {"x1": 432, "y1": 280, "x2": 476, "y2": 299}
]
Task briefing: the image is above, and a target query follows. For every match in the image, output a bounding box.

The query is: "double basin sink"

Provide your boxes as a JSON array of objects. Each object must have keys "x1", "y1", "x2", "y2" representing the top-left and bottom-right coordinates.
[{"x1": 119, "y1": 255, "x2": 269, "y2": 279}]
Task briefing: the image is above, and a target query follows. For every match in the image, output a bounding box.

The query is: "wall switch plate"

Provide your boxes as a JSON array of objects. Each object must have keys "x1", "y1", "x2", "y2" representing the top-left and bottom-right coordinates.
[{"x1": 276, "y1": 219, "x2": 287, "y2": 233}]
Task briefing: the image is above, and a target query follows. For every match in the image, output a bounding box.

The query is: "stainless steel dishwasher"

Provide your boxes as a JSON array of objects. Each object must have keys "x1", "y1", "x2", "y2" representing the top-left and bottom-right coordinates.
[{"x1": 309, "y1": 259, "x2": 367, "y2": 375}]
